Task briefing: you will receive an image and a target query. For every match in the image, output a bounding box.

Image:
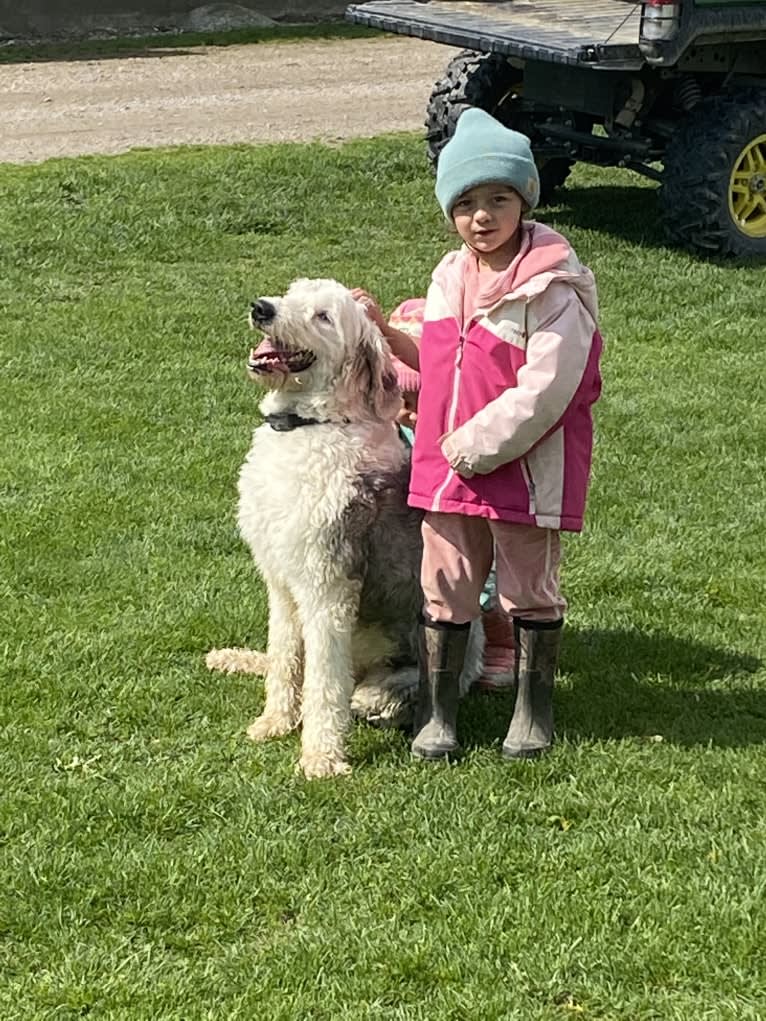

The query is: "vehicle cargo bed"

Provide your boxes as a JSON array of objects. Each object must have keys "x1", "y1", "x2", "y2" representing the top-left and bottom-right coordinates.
[{"x1": 346, "y1": 0, "x2": 644, "y2": 67}]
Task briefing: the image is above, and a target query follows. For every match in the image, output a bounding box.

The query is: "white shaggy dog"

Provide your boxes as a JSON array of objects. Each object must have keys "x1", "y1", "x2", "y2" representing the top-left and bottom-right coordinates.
[{"x1": 207, "y1": 279, "x2": 480, "y2": 778}]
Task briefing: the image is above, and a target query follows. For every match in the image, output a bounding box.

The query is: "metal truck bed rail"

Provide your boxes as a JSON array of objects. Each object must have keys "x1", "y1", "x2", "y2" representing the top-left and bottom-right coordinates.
[{"x1": 346, "y1": 0, "x2": 645, "y2": 67}]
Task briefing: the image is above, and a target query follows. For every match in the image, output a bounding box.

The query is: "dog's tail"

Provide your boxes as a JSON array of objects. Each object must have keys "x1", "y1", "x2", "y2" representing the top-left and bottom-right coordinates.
[{"x1": 205, "y1": 648, "x2": 269, "y2": 675}]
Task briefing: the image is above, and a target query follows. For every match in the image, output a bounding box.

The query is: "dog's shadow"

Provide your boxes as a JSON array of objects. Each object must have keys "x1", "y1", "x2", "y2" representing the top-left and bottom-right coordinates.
[
  {"x1": 460, "y1": 626, "x2": 764, "y2": 752},
  {"x1": 356, "y1": 626, "x2": 764, "y2": 761}
]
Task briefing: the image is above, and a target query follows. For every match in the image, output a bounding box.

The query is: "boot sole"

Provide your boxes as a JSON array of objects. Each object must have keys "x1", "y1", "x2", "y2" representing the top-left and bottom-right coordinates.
[
  {"x1": 501, "y1": 743, "x2": 550, "y2": 760},
  {"x1": 411, "y1": 744, "x2": 461, "y2": 761}
]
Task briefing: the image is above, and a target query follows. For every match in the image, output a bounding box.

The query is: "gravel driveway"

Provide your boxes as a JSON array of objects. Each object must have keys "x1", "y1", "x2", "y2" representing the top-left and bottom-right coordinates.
[{"x1": 0, "y1": 36, "x2": 450, "y2": 163}]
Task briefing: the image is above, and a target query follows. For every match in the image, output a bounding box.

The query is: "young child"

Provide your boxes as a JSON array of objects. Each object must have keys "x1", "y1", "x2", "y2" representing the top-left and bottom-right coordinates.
[
  {"x1": 355, "y1": 108, "x2": 602, "y2": 761},
  {"x1": 388, "y1": 298, "x2": 517, "y2": 692}
]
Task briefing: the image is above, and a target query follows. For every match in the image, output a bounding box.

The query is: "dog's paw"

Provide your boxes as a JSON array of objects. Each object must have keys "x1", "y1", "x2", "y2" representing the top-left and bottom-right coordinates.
[
  {"x1": 206, "y1": 648, "x2": 269, "y2": 674},
  {"x1": 246, "y1": 713, "x2": 297, "y2": 742},
  {"x1": 298, "y1": 753, "x2": 352, "y2": 779}
]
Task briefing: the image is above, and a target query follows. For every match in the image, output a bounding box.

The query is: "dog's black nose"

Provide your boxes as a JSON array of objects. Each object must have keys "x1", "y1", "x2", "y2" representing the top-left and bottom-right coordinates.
[{"x1": 250, "y1": 299, "x2": 276, "y2": 324}]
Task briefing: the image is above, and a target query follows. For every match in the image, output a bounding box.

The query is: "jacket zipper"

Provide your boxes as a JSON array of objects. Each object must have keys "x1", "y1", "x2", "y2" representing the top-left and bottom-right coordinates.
[
  {"x1": 448, "y1": 334, "x2": 465, "y2": 431},
  {"x1": 433, "y1": 332, "x2": 465, "y2": 512}
]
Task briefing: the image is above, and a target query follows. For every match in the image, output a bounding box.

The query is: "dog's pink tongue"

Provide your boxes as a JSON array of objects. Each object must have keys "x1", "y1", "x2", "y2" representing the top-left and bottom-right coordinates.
[
  {"x1": 251, "y1": 337, "x2": 279, "y2": 357},
  {"x1": 248, "y1": 336, "x2": 288, "y2": 376}
]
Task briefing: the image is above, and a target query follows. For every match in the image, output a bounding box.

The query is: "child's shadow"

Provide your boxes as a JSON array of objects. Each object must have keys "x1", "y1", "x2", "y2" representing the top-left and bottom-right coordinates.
[{"x1": 462, "y1": 626, "x2": 764, "y2": 750}]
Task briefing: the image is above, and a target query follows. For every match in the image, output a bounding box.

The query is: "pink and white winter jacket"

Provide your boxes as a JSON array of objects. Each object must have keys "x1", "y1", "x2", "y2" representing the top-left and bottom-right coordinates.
[{"x1": 408, "y1": 222, "x2": 602, "y2": 532}]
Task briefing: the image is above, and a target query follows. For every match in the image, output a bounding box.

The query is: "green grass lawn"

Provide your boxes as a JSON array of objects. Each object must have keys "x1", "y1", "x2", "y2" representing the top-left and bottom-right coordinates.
[{"x1": 1, "y1": 134, "x2": 765, "y2": 1020}]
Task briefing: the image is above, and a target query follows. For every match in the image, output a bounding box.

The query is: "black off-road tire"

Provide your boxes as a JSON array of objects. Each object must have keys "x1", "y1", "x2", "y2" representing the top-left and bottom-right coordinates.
[
  {"x1": 425, "y1": 50, "x2": 572, "y2": 206},
  {"x1": 659, "y1": 89, "x2": 766, "y2": 258}
]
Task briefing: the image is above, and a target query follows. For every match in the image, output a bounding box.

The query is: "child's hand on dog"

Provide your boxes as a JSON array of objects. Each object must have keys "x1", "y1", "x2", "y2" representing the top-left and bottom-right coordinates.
[
  {"x1": 351, "y1": 288, "x2": 387, "y2": 334},
  {"x1": 352, "y1": 288, "x2": 421, "y2": 372}
]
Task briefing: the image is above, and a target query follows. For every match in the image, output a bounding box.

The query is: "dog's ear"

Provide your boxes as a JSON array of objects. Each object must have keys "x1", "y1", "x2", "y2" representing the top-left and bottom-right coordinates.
[{"x1": 343, "y1": 314, "x2": 401, "y2": 422}]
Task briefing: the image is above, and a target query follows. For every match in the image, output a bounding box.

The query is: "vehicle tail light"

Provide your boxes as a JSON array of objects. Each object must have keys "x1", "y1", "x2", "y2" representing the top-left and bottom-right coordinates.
[{"x1": 641, "y1": 0, "x2": 681, "y2": 41}]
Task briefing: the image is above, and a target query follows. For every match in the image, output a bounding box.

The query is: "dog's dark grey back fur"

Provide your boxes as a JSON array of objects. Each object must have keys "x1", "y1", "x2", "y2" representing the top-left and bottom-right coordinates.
[{"x1": 328, "y1": 452, "x2": 422, "y2": 660}]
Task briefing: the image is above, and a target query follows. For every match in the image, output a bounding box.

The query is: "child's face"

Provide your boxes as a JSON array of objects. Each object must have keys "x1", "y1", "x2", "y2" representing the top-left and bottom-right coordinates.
[{"x1": 451, "y1": 183, "x2": 523, "y2": 260}]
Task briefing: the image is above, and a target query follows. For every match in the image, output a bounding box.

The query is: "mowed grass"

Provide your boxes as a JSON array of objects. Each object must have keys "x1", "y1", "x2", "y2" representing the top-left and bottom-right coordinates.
[{"x1": 1, "y1": 134, "x2": 765, "y2": 1020}]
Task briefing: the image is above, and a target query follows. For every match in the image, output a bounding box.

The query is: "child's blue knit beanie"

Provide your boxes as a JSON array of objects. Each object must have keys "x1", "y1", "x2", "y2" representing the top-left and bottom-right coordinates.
[{"x1": 435, "y1": 107, "x2": 540, "y2": 216}]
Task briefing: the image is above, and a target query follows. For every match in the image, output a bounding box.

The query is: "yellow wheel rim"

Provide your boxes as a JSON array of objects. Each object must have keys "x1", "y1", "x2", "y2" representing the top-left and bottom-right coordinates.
[{"x1": 729, "y1": 133, "x2": 766, "y2": 238}]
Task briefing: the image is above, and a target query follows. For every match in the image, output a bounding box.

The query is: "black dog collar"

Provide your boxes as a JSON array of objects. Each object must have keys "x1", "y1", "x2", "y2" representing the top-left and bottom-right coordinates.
[{"x1": 264, "y1": 412, "x2": 321, "y2": 432}]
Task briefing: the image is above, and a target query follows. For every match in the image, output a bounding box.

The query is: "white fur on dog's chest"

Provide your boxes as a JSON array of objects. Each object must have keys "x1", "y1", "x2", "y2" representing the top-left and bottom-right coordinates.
[{"x1": 237, "y1": 422, "x2": 405, "y2": 577}]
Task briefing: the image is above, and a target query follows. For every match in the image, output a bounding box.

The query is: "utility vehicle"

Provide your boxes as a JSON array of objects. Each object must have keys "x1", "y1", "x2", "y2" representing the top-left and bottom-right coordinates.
[{"x1": 347, "y1": 0, "x2": 766, "y2": 257}]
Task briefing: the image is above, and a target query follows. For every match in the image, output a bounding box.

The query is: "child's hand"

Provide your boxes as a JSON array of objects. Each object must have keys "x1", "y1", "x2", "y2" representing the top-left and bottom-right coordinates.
[
  {"x1": 439, "y1": 432, "x2": 476, "y2": 479},
  {"x1": 396, "y1": 406, "x2": 418, "y2": 430},
  {"x1": 351, "y1": 288, "x2": 387, "y2": 334}
]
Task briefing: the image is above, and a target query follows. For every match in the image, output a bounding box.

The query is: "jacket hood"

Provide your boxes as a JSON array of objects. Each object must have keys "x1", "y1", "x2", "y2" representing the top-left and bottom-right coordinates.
[{"x1": 433, "y1": 222, "x2": 598, "y2": 324}]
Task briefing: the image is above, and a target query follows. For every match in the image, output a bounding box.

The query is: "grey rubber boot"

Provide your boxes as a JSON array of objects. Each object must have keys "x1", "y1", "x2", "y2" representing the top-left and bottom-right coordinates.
[
  {"x1": 411, "y1": 616, "x2": 470, "y2": 760},
  {"x1": 502, "y1": 618, "x2": 563, "y2": 759}
]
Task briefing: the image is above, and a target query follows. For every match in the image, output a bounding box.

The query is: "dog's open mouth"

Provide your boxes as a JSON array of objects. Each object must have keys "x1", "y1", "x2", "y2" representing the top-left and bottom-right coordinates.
[{"x1": 247, "y1": 336, "x2": 316, "y2": 376}]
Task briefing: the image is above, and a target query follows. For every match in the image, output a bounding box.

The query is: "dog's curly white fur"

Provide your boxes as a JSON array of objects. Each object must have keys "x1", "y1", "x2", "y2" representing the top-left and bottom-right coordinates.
[{"x1": 207, "y1": 278, "x2": 480, "y2": 778}]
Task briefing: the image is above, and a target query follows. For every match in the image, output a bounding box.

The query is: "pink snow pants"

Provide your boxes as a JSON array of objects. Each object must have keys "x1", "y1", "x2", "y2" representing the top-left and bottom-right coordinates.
[{"x1": 421, "y1": 512, "x2": 567, "y2": 624}]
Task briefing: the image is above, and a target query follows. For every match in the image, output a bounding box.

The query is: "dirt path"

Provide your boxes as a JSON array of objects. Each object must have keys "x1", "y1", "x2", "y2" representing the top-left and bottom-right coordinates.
[{"x1": 0, "y1": 36, "x2": 450, "y2": 164}]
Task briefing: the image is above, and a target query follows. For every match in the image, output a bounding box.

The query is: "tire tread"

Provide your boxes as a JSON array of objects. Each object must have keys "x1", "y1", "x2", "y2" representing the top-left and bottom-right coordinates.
[{"x1": 659, "y1": 88, "x2": 766, "y2": 257}]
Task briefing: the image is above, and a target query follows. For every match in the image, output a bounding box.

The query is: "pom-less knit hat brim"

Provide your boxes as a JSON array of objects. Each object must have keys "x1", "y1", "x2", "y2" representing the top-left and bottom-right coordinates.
[
  {"x1": 435, "y1": 107, "x2": 541, "y2": 216},
  {"x1": 437, "y1": 153, "x2": 538, "y2": 215}
]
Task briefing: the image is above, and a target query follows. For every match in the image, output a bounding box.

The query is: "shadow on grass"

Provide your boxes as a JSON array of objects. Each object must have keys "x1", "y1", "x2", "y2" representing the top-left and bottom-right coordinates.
[
  {"x1": 546, "y1": 181, "x2": 766, "y2": 266},
  {"x1": 458, "y1": 625, "x2": 764, "y2": 751},
  {"x1": 544, "y1": 183, "x2": 669, "y2": 252},
  {"x1": 0, "y1": 24, "x2": 378, "y2": 64}
]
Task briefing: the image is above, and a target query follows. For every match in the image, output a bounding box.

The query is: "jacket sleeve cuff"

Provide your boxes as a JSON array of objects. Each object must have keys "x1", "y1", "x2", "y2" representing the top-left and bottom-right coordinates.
[{"x1": 440, "y1": 431, "x2": 476, "y2": 479}]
